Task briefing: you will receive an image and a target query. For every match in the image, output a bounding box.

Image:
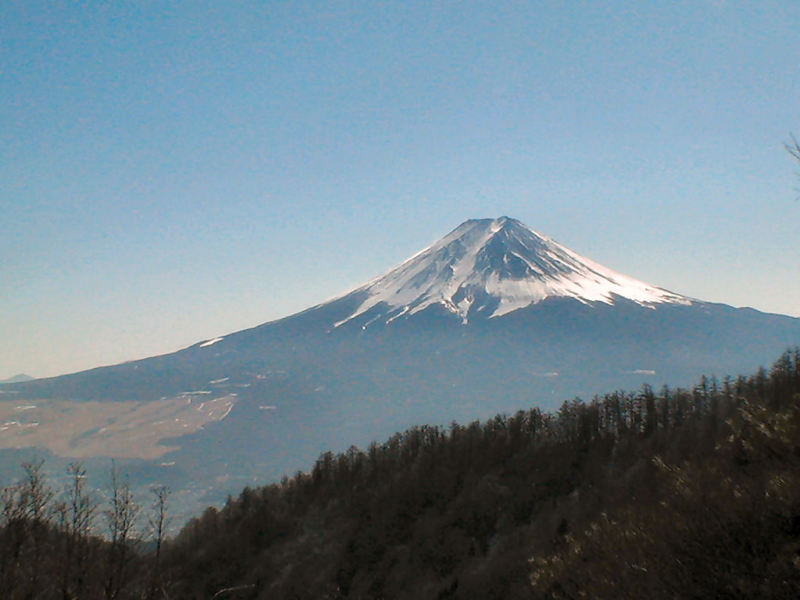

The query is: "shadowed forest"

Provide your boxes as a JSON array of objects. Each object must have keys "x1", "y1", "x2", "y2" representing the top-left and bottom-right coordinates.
[{"x1": 2, "y1": 349, "x2": 800, "y2": 598}]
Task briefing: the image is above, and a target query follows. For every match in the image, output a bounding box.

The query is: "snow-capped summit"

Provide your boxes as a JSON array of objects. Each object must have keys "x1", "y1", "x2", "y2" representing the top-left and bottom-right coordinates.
[{"x1": 336, "y1": 217, "x2": 691, "y2": 326}]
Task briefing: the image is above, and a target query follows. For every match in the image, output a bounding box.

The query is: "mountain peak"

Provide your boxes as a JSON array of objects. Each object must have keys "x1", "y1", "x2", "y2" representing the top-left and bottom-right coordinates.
[
  {"x1": 0, "y1": 373, "x2": 35, "y2": 384},
  {"x1": 450, "y1": 215, "x2": 525, "y2": 235},
  {"x1": 334, "y1": 217, "x2": 692, "y2": 327}
]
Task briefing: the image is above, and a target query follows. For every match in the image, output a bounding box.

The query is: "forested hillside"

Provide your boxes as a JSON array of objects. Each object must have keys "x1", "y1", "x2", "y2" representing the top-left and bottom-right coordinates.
[
  {"x1": 2, "y1": 350, "x2": 799, "y2": 598},
  {"x1": 163, "y1": 349, "x2": 800, "y2": 598}
]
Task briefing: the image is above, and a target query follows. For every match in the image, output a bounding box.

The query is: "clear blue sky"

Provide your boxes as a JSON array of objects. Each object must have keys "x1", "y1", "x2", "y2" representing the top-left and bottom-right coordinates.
[{"x1": 2, "y1": 1, "x2": 799, "y2": 379}]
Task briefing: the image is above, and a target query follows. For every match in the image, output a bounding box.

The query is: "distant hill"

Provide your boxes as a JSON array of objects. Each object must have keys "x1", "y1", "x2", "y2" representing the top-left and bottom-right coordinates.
[{"x1": 0, "y1": 374, "x2": 34, "y2": 384}]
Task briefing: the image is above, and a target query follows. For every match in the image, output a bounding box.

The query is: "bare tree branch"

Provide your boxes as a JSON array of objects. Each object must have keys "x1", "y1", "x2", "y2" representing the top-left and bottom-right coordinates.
[
  {"x1": 785, "y1": 133, "x2": 800, "y2": 162},
  {"x1": 212, "y1": 584, "x2": 257, "y2": 599}
]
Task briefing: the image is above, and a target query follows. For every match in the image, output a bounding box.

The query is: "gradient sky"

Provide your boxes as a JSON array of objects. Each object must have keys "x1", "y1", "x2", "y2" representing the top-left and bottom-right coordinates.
[{"x1": 2, "y1": 1, "x2": 800, "y2": 380}]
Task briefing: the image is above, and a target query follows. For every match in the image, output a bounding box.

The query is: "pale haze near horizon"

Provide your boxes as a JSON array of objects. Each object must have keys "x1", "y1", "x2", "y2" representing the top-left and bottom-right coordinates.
[{"x1": 2, "y1": 2, "x2": 799, "y2": 380}]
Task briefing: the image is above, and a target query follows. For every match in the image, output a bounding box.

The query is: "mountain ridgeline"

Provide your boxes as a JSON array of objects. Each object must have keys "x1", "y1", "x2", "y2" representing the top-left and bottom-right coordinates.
[{"x1": 2, "y1": 217, "x2": 800, "y2": 518}]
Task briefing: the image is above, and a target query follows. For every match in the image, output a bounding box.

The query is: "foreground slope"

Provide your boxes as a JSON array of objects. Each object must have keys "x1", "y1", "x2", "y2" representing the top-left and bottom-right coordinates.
[
  {"x1": 5, "y1": 352, "x2": 798, "y2": 598},
  {"x1": 160, "y1": 351, "x2": 800, "y2": 599},
  {"x1": 2, "y1": 217, "x2": 799, "y2": 516}
]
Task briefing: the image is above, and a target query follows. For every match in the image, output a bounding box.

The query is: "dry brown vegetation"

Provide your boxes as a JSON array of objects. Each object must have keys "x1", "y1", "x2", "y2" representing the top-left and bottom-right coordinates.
[{"x1": 0, "y1": 393, "x2": 236, "y2": 459}]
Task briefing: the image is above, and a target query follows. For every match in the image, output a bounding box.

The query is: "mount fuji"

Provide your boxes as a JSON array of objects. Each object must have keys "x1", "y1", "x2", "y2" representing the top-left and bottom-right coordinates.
[{"x1": 2, "y1": 217, "x2": 799, "y2": 517}]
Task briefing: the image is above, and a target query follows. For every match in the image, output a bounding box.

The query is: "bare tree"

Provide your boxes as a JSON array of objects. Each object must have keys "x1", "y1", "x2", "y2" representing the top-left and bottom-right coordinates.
[
  {"x1": 0, "y1": 480, "x2": 26, "y2": 592},
  {"x1": 21, "y1": 459, "x2": 53, "y2": 522},
  {"x1": 147, "y1": 484, "x2": 171, "y2": 598},
  {"x1": 21, "y1": 459, "x2": 54, "y2": 594},
  {"x1": 58, "y1": 461, "x2": 97, "y2": 598},
  {"x1": 104, "y1": 461, "x2": 140, "y2": 600}
]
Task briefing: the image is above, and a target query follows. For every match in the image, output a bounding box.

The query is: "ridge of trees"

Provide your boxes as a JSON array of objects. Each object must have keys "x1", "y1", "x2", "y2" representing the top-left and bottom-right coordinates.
[
  {"x1": 162, "y1": 348, "x2": 800, "y2": 598},
  {"x1": 0, "y1": 460, "x2": 170, "y2": 599}
]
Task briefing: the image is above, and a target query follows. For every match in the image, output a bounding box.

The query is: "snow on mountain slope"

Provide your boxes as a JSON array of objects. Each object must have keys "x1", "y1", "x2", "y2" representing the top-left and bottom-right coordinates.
[{"x1": 335, "y1": 217, "x2": 692, "y2": 326}]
